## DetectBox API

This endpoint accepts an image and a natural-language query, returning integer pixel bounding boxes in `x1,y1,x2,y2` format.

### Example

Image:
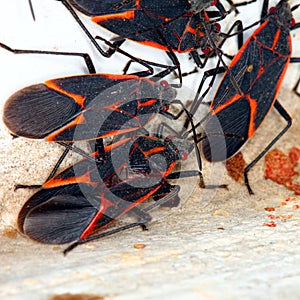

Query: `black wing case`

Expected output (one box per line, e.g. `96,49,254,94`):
3,74,170,141
203,17,290,162
91,0,195,52
18,184,98,244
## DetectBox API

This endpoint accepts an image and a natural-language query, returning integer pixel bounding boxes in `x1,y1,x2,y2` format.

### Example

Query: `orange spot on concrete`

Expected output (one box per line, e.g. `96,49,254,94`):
264,148,300,195
263,221,277,227
264,207,275,212
225,151,246,183
289,147,300,163
268,214,280,220
284,197,298,202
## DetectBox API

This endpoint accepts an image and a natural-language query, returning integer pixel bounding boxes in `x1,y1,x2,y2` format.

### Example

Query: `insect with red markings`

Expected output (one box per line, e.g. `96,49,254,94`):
3,68,207,166
3,73,176,142
185,0,300,194
17,134,206,254
71,0,224,57
56,0,245,82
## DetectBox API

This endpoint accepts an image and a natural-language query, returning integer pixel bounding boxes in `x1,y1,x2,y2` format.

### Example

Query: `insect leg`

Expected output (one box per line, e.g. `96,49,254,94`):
244,101,292,194
0,42,96,74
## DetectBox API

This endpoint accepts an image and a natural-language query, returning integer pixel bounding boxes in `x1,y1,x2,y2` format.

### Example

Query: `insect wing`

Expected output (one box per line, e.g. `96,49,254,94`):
18,136,181,244
91,0,209,53
3,74,175,141
203,7,292,161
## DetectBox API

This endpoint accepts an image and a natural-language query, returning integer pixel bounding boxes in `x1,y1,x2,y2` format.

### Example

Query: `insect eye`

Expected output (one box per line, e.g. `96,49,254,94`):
290,18,296,27
215,23,221,31
161,104,169,112
181,152,188,161
202,48,211,54
269,6,276,14
160,80,169,88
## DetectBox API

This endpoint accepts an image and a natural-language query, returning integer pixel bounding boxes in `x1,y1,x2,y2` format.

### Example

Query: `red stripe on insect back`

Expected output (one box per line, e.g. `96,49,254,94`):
100,73,140,81
212,93,243,115
45,115,85,141
272,29,281,50
131,39,175,52
79,194,118,240
139,99,158,108
46,80,86,107
253,32,292,57
104,138,132,153
247,96,258,138
79,185,163,240
43,169,96,189
225,26,261,70
92,10,135,23
143,146,167,157
100,127,142,138
164,161,177,177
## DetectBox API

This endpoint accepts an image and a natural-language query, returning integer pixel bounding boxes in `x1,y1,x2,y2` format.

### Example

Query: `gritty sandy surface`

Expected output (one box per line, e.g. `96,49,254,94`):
1,88,300,300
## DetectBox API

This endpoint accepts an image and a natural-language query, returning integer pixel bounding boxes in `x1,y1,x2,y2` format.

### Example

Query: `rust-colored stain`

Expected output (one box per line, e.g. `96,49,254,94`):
289,147,300,161
262,197,300,228
263,221,277,227
264,207,275,212
4,226,18,239
225,151,246,183
267,214,293,221
283,197,298,202
134,243,146,249
47,293,105,300
264,147,300,195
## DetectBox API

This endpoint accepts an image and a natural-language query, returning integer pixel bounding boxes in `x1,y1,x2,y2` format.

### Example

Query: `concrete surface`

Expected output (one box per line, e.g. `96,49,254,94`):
2,88,300,300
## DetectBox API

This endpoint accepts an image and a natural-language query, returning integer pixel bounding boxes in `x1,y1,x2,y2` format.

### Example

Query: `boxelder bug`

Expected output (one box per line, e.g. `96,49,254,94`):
187,0,300,194
3,73,175,141
15,101,230,253
56,0,239,83
74,0,225,54
17,134,206,253
1,1,176,79
2,70,201,164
